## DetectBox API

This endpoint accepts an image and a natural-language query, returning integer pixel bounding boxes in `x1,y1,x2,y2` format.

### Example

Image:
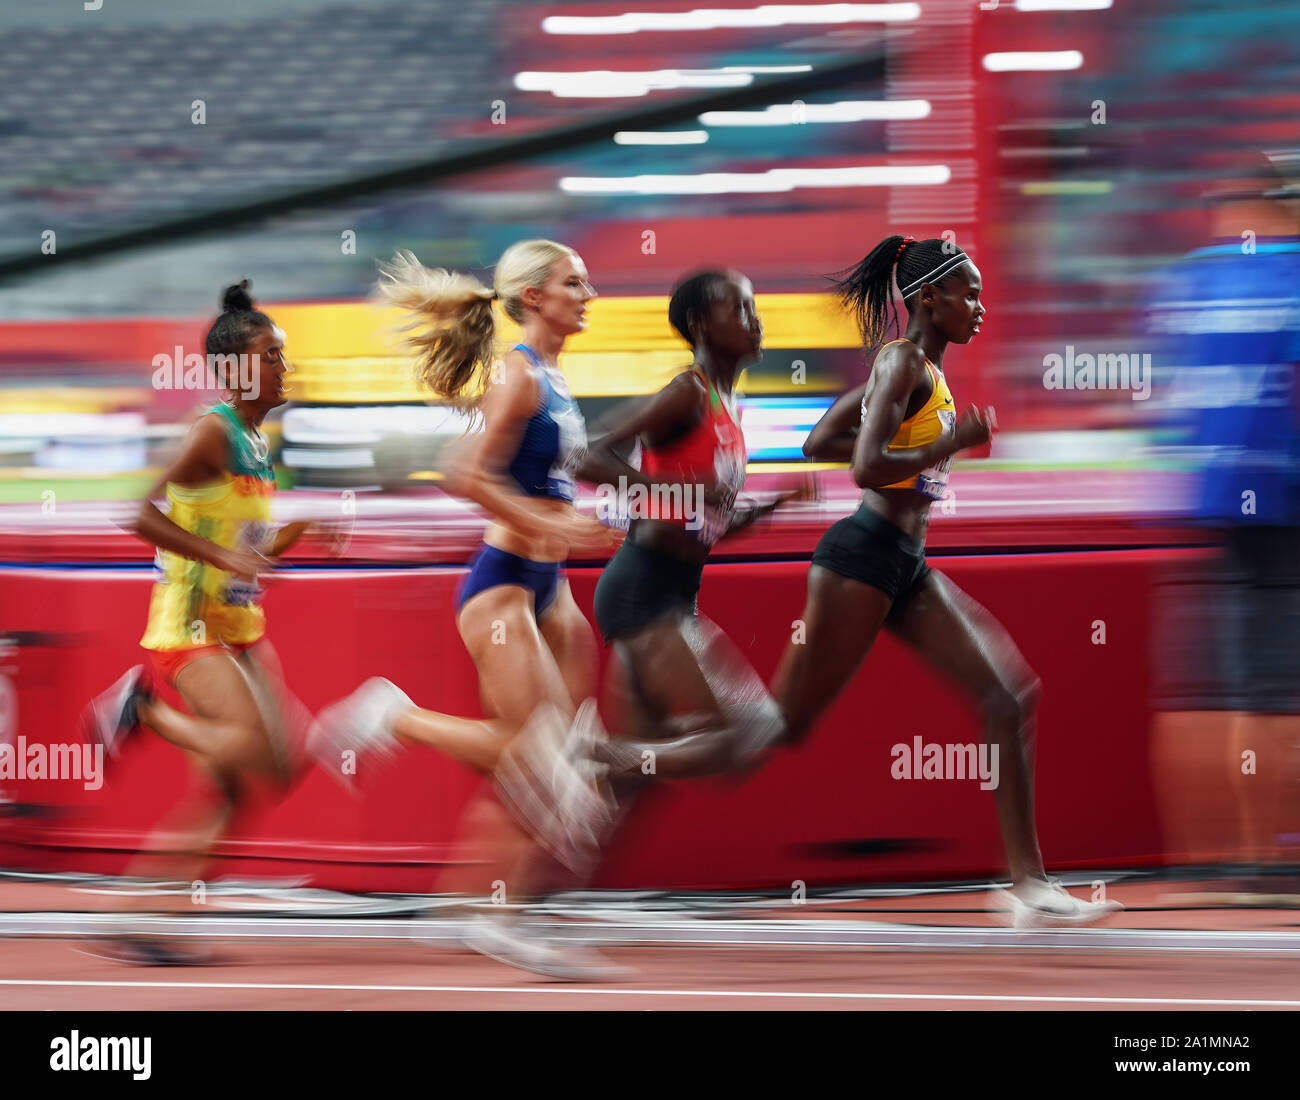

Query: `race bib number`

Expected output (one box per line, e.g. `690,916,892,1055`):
224,521,270,607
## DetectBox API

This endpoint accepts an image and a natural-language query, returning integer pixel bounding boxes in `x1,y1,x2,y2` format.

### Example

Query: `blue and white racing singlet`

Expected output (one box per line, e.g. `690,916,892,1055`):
506,343,588,504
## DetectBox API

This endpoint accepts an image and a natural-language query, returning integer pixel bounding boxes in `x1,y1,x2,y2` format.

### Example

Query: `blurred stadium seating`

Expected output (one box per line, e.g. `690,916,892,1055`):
1,0,1297,489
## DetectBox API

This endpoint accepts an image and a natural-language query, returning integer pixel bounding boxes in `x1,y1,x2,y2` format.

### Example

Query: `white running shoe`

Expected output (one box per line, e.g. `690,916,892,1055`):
998,878,1123,930
463,915,633,981
81,666,151,761
565,698,606,765
726,696,786,773
558,699,615,867
310,677,411,787
495,702,609,873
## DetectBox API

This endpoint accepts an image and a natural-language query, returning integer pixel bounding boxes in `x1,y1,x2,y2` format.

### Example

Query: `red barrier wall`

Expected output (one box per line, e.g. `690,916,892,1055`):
0,549,1182,892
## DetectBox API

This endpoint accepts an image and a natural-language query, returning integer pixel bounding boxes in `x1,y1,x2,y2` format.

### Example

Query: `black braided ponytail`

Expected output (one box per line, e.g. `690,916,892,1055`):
831,236,970,351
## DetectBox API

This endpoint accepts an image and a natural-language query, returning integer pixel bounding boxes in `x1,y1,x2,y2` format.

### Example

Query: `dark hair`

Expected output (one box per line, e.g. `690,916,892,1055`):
205,279,274,359
1206,149,1300,203
832,236,970,350
668,269,733,346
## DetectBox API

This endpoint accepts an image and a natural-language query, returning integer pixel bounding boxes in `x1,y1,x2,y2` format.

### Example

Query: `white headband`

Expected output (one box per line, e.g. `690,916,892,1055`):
899,251,969,299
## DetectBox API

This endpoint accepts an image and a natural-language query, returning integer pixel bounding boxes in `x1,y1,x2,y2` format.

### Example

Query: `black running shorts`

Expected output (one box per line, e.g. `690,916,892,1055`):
809,505,931,626
594,539,705,643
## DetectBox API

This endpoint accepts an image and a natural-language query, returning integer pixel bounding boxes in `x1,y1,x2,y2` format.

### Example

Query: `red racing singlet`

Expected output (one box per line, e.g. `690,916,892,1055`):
638,367,747,547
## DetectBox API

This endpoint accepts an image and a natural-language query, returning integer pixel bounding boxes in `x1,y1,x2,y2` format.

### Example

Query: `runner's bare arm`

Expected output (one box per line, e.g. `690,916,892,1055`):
133,414,258,575
580,372,705,494
852,345,957,489
802,383,868,462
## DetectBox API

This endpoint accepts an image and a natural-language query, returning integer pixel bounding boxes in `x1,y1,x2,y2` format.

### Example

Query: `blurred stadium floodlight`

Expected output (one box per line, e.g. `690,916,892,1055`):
541,3,922,34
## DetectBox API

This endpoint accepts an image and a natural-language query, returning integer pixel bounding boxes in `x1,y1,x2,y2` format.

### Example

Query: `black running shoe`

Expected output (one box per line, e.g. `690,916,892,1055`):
77,936,224,966
80,666,153,760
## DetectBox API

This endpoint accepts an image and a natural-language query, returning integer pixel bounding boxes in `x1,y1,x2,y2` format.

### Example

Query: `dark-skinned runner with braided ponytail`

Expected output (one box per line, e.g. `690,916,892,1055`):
769,235,1122,928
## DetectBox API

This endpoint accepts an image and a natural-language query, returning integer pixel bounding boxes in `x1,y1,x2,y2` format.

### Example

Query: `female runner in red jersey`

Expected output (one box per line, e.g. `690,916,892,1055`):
770,235,1120,927
582,270,805,790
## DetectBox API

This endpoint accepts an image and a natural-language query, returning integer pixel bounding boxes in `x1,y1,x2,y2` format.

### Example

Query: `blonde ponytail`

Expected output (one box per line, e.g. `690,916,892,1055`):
376,250,497,406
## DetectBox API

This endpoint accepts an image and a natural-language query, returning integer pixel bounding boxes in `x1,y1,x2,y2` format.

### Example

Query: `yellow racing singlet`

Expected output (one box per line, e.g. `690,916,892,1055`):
140,403,276,652
869,341,957,499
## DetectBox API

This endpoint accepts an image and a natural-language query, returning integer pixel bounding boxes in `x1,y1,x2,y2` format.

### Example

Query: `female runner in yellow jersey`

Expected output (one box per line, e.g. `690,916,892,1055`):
771,235,1120,928
82,281,321,964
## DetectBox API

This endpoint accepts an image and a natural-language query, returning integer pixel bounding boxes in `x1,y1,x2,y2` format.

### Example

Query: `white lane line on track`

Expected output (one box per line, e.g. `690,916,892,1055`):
1,980,1298,1007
